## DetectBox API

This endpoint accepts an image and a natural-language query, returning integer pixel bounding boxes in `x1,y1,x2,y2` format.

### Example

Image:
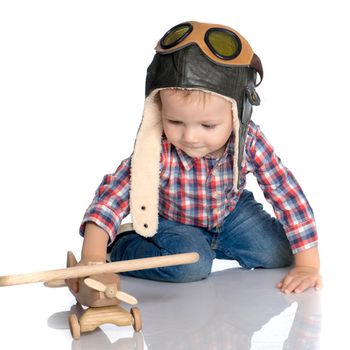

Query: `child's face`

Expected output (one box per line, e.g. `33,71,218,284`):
160,89,233,159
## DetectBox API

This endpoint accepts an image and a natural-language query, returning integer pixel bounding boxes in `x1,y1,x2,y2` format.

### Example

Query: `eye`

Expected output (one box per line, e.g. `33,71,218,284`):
202,124,217,129
168,120,182,125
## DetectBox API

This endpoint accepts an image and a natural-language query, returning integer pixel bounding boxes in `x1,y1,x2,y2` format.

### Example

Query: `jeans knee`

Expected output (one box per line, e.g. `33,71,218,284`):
242,249,294,269
164,255,213,282
269,251,294,268
110,230,214,282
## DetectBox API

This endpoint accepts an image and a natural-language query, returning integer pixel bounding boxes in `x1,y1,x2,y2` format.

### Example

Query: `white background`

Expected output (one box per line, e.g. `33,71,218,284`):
0,0,349,348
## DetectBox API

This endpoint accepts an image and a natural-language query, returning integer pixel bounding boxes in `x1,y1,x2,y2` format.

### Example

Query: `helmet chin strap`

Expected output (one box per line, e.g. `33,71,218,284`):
236,77,261,180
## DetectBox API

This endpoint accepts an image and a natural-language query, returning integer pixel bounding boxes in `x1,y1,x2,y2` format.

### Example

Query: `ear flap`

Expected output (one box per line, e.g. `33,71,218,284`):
236,85,260,188
130,90,163,237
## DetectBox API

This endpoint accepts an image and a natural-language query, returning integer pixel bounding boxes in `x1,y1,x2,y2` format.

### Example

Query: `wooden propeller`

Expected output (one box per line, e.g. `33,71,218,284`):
84,278,138,305
0,252,199,287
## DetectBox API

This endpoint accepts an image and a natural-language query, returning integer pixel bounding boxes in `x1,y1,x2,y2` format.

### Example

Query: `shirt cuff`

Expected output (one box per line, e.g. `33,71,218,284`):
79,202,123,245
284,219,318,254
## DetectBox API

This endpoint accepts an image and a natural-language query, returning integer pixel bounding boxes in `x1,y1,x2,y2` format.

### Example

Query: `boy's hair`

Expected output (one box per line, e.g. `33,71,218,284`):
158,88,211,108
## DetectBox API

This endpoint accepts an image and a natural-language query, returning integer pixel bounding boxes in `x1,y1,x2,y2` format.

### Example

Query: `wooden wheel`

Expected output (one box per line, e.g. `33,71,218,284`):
69,313,81,340
131,307,142,332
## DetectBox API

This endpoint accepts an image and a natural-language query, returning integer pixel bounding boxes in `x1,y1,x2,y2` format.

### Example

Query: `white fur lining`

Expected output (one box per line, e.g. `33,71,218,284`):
130,90,163,236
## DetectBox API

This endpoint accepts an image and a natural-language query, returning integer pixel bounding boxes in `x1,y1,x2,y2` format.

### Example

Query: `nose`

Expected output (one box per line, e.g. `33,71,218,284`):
182,127,198,144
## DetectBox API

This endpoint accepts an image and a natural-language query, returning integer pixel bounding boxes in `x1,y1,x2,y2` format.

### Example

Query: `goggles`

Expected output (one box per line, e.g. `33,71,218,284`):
156,21,263,85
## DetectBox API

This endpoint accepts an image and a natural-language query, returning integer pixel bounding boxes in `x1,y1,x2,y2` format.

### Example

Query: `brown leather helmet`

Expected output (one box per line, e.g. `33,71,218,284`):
129,21,263,236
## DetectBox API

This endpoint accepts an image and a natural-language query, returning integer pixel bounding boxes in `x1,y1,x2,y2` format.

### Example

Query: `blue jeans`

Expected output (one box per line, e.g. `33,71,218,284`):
110,190,293,282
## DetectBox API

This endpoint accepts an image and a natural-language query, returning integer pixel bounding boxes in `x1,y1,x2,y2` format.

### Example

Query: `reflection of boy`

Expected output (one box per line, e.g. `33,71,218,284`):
75,21,321,294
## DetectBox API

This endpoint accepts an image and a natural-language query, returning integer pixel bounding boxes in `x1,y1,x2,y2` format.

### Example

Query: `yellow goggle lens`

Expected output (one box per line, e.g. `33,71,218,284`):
205,29,241,60
160,23,192,49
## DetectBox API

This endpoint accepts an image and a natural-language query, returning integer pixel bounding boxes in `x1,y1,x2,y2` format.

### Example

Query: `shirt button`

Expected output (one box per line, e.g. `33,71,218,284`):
212,191,218,199
213,208,219,215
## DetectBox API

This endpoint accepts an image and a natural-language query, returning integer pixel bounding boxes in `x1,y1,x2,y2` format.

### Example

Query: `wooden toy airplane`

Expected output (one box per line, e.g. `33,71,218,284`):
0,251,199,339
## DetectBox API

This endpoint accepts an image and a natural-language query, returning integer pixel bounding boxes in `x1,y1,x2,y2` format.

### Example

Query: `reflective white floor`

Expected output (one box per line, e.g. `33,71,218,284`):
1,259,347,350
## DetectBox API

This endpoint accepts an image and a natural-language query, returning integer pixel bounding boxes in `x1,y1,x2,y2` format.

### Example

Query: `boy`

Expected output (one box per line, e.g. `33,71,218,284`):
73,21,321,294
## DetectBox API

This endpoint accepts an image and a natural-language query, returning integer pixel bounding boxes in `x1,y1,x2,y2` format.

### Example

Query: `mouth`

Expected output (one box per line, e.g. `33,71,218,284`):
182,143,202,149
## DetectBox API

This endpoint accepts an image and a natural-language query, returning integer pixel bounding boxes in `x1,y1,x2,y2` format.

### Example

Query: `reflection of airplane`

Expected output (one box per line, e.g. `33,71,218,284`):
0,250,199,340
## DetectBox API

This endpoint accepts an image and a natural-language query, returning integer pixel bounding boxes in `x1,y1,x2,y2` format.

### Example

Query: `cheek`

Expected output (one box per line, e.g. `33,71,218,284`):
211,127,232,145
222,122,233,138
161,120,169,134
163,124,178,140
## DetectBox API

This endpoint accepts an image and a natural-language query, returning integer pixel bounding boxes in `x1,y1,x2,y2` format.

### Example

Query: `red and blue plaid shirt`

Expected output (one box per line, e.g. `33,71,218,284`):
80,121,318,254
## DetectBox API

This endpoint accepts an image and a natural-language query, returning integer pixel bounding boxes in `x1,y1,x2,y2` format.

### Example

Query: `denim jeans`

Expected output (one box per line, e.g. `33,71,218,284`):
110,190,293,282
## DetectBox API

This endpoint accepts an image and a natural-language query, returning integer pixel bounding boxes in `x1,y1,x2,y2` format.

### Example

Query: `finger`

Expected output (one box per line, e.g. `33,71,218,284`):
66,278,79,293
315,276,323,291
65,279,72,292
294,278,314,293
276,277,285,288
279,274,295,291
72,281,79,293
281,277,303,294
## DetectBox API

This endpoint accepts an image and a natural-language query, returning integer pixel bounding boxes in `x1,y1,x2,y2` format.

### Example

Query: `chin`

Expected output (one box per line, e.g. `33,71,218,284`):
183,149,207,158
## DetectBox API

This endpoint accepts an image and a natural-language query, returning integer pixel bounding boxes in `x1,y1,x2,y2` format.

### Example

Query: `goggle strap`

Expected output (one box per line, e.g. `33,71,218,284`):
250,54,263,86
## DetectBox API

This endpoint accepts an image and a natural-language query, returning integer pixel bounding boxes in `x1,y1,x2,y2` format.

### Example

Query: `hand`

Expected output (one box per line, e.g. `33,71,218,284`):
277,266,323,294
65,259,85,294
65,258,105,294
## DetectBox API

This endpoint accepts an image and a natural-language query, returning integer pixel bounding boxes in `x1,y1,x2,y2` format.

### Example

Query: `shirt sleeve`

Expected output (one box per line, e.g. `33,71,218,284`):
245,122,318,254
79,156,131,245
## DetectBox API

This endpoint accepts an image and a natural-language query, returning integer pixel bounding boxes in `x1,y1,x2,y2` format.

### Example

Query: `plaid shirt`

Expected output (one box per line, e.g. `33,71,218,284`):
80,121,318,254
